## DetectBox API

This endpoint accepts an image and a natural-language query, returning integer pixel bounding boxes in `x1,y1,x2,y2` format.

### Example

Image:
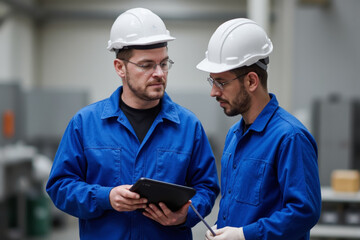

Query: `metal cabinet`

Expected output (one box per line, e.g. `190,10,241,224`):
311,187,360,239
0,145,37,240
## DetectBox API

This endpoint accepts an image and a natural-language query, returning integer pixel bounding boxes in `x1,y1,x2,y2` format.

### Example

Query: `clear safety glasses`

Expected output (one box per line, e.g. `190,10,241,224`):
207,72,248,91
120,59,174,73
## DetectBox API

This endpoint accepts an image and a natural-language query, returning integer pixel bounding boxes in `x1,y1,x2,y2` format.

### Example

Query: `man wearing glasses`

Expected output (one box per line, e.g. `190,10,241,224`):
197,18,321,240
46,8,219,240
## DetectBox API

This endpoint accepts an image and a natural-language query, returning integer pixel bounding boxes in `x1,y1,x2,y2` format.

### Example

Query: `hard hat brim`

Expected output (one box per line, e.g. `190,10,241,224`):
108,35,175,51
196,58,238,74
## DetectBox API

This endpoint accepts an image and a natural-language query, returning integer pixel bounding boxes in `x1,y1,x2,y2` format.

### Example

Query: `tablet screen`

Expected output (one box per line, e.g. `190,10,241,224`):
130,178,196,212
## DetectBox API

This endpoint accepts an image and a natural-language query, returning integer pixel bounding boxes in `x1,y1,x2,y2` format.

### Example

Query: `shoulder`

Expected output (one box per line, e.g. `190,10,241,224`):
71,98,109,124
162,93,202,124
273,107,307,133
271,107,316,147
173,102,198,119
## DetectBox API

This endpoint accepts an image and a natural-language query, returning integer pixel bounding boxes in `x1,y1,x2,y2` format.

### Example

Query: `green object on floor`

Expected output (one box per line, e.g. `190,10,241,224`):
26,194,51,237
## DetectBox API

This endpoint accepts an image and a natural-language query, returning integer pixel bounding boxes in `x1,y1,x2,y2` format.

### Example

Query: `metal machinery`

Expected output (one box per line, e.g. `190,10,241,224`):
0,82,88,239
312,95,360,186
312,95,360,239
0,144,37,239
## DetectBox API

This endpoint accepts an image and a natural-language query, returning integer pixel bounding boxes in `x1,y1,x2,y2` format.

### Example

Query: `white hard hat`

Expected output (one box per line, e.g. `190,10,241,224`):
107,8,175,51
197,18,273,73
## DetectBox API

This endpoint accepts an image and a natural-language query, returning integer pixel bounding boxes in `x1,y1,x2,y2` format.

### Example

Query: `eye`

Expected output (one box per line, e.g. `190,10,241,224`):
139,63,154,70
160,61,168,68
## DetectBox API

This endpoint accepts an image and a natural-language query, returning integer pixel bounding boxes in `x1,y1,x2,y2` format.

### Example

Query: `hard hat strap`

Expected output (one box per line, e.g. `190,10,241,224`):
255,57,269,71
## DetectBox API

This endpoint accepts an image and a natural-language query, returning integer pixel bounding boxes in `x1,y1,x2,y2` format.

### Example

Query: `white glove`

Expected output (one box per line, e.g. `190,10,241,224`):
205,225,217,240
205,226,245,240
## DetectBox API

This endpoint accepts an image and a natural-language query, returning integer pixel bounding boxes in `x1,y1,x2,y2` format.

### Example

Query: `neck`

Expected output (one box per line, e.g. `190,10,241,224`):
243,92,270,124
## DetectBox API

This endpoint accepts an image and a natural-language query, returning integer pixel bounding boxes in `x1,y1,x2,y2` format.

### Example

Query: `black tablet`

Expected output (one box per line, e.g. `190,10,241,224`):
130,178,196,212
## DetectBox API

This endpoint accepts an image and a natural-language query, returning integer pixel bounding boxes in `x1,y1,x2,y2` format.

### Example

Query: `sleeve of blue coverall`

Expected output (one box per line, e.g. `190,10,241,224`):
243,133,322,240
46,117,113,219
184,122,220,228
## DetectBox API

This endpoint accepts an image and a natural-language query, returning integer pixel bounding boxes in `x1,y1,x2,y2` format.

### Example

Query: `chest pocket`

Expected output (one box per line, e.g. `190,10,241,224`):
234,159,266,206
156,149,190,184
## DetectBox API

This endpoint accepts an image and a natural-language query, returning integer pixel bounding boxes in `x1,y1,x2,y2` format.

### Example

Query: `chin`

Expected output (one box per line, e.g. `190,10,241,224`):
224,109,239,117
148,91,164,100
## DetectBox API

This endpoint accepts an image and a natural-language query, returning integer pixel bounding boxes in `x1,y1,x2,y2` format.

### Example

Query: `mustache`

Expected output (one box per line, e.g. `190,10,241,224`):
216,97,228,103
148,77,165,85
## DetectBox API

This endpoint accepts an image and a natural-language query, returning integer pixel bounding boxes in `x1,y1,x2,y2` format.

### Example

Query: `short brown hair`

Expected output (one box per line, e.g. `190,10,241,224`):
231,61,268,89
116,49,134,61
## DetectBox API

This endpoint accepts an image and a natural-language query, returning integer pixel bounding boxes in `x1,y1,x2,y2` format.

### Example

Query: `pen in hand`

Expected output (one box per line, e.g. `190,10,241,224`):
190,203,216,236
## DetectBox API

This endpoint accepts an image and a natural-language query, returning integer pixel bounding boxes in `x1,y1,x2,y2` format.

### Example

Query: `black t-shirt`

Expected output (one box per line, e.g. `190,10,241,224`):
243,123,252,135
120,98,161,143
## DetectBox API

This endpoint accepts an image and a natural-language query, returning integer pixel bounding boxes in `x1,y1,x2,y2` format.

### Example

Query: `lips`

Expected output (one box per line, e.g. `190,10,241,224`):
219,101,228,108
148,83,164,89
148,78,165,88
216,97,228,106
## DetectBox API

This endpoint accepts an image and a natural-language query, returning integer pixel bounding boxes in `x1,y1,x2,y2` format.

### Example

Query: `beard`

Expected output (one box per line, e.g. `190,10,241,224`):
125,69,166,101
219,83,251,117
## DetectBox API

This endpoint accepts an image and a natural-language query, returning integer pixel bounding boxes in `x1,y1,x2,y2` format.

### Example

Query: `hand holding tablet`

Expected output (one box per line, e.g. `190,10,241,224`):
130,178,216,236
130,178,196,212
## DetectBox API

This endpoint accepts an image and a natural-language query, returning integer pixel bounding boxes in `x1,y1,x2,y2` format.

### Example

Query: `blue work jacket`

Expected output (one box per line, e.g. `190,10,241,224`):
46,87,220,240
217,94,321,240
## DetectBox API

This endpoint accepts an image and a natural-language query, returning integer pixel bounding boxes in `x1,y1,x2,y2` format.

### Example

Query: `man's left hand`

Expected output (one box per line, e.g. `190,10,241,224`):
205,226,245,240
143,200,191,226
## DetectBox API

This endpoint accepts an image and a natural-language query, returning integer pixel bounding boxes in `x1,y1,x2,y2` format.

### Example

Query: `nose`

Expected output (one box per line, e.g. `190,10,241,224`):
152,64,165,77
210,84,221,98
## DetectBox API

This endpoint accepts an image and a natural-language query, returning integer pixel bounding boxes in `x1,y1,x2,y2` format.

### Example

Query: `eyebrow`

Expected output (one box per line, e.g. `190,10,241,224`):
210,76,225,81
137,56,169,63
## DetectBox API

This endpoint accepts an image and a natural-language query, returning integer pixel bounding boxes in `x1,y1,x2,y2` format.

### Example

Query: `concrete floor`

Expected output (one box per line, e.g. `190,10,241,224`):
29,197,220,240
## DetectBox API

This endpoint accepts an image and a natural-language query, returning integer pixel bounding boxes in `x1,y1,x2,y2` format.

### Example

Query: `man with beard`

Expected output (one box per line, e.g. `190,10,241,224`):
46,8,219,240
197,18,321,240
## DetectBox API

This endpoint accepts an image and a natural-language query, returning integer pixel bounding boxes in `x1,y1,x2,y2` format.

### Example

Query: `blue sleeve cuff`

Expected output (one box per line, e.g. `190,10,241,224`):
95,186,113,210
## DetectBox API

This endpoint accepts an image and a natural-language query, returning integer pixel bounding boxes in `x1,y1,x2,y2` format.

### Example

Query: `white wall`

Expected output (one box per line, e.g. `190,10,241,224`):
0,14,36,88
38,19,117,101
293,0,360,110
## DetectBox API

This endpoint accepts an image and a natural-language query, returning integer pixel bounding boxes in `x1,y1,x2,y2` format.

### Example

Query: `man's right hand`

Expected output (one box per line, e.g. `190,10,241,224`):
109,185,148,212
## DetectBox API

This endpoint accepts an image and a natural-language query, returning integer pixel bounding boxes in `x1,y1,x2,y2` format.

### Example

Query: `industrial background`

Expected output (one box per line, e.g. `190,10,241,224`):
0,0,359,239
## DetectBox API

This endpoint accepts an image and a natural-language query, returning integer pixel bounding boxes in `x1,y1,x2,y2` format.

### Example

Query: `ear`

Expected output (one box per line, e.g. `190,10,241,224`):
114,59,126,78
246,72,260,92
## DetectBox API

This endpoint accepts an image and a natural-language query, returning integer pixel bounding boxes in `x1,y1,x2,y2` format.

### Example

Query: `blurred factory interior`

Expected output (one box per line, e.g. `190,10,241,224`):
0,0,359,239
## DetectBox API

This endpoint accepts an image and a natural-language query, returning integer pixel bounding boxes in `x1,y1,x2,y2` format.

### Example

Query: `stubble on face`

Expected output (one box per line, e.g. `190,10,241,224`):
125,68,166,102
218,81,251,117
